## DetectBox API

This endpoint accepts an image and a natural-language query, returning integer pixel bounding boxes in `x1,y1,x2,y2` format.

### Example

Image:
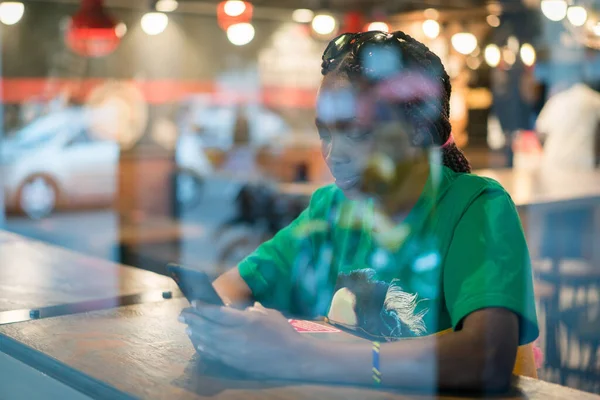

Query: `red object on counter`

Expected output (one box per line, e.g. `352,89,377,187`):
288,320,341,333
65,0,120,58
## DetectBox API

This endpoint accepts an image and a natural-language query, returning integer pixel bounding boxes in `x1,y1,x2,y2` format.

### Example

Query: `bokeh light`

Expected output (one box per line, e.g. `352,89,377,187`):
0,2,24,25
115,22,127,38
484,44,501,67
422,19,440,39
366,21,389,33
227,22,255,46
312,14,336,35
141,12,168,35
155,0,178,13
567,6,587,27
520,43,536,66
541,0,568,22
292,9,314,23
223,1,247,17
451,32,478,55
487,14,501,27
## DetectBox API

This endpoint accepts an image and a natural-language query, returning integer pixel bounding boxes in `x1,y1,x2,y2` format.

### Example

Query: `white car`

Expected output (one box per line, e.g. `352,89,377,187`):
2,108,120,219
174,98,292,208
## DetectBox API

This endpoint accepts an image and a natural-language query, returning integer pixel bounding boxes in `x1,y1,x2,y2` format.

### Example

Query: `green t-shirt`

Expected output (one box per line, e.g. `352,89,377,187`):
238,166,539,345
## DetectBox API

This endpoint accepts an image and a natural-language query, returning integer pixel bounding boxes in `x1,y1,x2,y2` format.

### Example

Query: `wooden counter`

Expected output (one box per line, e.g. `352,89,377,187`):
0,232,599,399
1,297,598,400
0,233,178,322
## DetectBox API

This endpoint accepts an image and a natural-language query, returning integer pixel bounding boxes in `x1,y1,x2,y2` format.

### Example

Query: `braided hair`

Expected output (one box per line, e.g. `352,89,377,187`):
321,31,471,174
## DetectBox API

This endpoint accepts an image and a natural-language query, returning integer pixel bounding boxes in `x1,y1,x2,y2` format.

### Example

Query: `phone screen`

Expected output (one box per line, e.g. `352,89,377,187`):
167,264,224,306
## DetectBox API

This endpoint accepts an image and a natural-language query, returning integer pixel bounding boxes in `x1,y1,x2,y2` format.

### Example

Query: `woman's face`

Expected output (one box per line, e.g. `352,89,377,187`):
316,75,374,198
316,73,424,200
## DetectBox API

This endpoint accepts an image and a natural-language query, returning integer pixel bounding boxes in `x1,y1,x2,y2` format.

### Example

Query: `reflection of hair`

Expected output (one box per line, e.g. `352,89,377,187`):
385,281,427,336
322,31,471,173
335,269,427,340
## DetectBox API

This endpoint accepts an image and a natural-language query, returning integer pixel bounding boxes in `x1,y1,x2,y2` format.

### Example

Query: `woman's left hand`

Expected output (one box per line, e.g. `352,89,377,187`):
180,302,310,378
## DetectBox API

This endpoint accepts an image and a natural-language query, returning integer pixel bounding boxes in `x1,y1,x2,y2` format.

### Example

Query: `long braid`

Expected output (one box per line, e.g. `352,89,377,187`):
323,31,471,173
394,32,471,173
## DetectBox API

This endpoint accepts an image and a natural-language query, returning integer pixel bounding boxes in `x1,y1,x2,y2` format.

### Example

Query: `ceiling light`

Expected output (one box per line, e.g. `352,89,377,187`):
292,8,314,24
141,12,168,35
227,22,255,46
0,2,24,25
422,19,440,39
451,32,478,55
312,14,336,35
567,6,587,27
541,0,568,22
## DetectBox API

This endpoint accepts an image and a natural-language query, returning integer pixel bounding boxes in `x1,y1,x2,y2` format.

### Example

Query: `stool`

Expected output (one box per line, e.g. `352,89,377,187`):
532,258,600,391
552,305,600,393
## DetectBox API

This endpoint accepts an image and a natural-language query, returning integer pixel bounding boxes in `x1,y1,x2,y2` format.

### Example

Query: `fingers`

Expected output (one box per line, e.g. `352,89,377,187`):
193,303,250,326
186,326,226,353
247,302,268,315
185,325,242,366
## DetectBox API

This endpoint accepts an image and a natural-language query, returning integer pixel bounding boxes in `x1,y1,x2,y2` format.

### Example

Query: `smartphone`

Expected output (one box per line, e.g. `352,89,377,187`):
166,263,224,306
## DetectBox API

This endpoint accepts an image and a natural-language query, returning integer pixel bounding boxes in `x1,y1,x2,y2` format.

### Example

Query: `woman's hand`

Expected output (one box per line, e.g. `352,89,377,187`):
179,302,311,379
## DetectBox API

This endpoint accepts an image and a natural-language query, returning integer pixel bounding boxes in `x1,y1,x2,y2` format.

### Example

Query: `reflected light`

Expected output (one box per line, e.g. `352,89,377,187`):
594,23,600,36
567,6,587,27
484,44,501,67
520,43,536,66
223,0,246,17
451,32,478,55
366,21,389,32
507,35,520,53
227,22,255,46
502,47,516,66
292,8,314,23
0,2,24,25
156,0,178,13
141,12,168,35
541,0,567,22
312,14,336,35
424,8,439,20
487,2,503,16
466,56,482,70
486,14,500,27
115,22,127,38
422,19,440,39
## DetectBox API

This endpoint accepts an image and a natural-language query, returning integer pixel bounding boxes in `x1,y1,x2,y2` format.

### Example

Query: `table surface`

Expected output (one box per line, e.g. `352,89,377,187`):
0,233,178,314
278,169,600,208
1,297,598,400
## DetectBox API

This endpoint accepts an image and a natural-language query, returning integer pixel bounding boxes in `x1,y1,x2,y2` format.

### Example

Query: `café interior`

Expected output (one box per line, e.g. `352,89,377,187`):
0,0,600,398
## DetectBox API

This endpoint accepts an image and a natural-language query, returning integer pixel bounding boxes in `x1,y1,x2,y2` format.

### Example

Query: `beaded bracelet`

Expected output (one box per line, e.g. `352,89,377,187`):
372,341,381,385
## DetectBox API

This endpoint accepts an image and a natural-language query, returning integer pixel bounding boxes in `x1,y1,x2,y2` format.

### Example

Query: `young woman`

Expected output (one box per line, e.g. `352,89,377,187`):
180,31,539,391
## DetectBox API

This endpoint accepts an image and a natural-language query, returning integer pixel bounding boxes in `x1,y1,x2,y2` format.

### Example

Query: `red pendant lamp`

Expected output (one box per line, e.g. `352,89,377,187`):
216,1,253,31
341,11,364,33
65,0,120,58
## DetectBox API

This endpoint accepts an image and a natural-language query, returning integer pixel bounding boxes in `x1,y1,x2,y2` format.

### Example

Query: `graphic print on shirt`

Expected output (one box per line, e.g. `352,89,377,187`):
327,268,429,341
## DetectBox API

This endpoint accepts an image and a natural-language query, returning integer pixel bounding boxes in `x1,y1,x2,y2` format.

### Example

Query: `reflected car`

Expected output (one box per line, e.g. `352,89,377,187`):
2,108,120,219
174,98,292,209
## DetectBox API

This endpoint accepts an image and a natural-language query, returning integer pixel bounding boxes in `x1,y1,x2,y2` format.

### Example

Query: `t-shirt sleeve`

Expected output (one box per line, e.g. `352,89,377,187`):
443,189,539,345
237,186,334,311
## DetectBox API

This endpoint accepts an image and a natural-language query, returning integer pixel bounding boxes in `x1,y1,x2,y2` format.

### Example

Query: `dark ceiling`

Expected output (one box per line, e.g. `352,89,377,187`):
30,0,529,17
176,0,500,14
